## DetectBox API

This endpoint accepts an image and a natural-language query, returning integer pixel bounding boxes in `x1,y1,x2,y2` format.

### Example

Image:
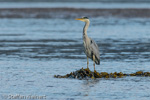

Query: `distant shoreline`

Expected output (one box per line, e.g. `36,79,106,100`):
0,8,150,18
0,0,150,3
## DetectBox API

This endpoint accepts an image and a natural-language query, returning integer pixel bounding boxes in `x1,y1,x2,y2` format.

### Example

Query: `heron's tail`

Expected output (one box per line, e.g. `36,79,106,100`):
95,57,100,65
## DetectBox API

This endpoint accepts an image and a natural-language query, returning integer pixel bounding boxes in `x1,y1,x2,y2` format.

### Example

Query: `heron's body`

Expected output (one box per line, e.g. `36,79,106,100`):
75,17,100,71
83,37,100,65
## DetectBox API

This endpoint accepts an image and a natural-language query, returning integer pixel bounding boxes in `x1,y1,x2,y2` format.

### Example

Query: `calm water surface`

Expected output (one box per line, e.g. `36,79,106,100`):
0,2,150,8
0,17,150,100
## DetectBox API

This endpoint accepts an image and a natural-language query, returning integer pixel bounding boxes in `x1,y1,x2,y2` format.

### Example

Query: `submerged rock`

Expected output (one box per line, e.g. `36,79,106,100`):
54,68,150,79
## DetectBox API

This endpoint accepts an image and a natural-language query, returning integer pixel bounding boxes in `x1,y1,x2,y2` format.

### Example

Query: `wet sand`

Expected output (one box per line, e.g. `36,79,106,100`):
0,8,150,18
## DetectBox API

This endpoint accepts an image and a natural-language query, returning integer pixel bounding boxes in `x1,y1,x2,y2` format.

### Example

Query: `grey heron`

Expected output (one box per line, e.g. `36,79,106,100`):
75,17,100,71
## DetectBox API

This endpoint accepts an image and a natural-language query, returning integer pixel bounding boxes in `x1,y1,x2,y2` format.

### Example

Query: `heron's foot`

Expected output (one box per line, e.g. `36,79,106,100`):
87,66,89,70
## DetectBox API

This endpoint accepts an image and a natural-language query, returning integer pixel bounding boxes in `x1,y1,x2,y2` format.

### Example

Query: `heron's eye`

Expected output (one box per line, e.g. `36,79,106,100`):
83,17,89,19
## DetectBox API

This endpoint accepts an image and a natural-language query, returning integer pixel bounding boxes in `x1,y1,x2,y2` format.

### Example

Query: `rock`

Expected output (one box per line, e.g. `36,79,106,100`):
54,68,150,80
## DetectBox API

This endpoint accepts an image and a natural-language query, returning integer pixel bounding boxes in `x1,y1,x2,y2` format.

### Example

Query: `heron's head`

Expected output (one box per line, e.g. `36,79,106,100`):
75,17,89,22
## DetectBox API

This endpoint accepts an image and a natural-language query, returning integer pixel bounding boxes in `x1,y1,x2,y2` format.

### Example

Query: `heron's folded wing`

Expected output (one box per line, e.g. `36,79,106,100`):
89,38,100,64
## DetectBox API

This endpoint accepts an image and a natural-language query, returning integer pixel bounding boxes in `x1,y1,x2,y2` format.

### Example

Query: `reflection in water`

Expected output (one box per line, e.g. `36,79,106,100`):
82,79,100,96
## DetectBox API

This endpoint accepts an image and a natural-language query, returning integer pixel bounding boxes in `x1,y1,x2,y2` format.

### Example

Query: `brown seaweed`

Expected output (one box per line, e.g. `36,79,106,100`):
54,68,150,79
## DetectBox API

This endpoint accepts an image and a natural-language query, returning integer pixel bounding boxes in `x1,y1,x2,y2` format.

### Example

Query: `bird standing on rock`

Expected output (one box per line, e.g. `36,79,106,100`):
75,17,100,71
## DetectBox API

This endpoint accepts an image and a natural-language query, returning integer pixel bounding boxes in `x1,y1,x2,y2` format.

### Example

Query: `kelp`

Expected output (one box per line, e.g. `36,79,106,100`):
54,68,150,80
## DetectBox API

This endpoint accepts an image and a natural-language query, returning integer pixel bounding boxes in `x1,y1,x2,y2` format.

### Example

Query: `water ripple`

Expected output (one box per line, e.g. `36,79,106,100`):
0,38,149,62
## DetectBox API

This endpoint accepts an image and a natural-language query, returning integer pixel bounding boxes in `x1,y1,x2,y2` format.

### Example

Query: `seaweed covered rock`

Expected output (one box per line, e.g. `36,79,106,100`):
54,68,93,79
54,68,150,79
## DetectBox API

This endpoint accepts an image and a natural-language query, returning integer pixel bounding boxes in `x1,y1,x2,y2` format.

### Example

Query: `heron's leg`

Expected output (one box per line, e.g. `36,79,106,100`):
93,55,95,71
87,57,89,69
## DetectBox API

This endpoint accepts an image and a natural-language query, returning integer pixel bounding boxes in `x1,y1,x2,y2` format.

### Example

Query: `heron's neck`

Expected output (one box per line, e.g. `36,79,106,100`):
83,21,90,38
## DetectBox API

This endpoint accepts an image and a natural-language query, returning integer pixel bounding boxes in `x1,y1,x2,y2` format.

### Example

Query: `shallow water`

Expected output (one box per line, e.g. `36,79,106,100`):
0,17,150,100
0,2,150,9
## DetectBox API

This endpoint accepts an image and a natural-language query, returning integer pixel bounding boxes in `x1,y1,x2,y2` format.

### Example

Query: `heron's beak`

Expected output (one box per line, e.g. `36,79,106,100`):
75,18,84,21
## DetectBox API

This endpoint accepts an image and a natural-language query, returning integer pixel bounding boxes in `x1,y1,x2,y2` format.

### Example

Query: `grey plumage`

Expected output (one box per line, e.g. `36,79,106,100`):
89,38,100,65
76,17,100,71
